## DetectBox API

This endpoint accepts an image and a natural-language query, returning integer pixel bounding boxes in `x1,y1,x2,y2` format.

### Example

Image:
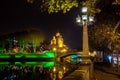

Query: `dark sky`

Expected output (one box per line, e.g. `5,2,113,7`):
0,0,83,49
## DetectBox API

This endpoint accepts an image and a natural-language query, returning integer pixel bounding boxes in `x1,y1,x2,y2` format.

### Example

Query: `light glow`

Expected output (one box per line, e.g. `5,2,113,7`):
0,62,10,65
0,54,11,58
0,62,55,68
15,51,55,58
89,16,94,22
82,7,87,13
82,15,87,20
76,15,81,23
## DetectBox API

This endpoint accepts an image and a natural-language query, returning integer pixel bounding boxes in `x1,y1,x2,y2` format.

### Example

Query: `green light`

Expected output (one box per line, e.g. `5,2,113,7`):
0,51,55,59
44,62,55,68
0,62,55,68
0,62,10,65
44,51,55,58
71,55,77,58
25,62,55,68
25,54,47,58
0,54,11,58
15,62,23,65
15,54,23,58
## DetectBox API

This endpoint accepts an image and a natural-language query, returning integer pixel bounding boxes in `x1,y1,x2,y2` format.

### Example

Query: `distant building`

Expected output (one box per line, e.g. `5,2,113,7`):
94,51,103,62
49,32,69,53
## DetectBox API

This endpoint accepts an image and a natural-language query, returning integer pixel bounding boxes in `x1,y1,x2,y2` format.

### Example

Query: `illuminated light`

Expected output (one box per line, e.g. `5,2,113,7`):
89,16,94,22
108,55,112,63
63,66,66,73
45,62,55,68
23,52,55,58
113,57,117,64
61,49,67,53
82,15,87,20
44,51,55,58
0,62,10,65
15,62,23,65
53,47,56,51
15,54,23,58
0,52,55,59
25,62,55,68
89,52,95,57
71,55,77,58
76,15,81,23
0,54,11,58
53,67,56,72
93,51,97,55
77,19,81,23
63,66,66,70
78,58,82,62
58,71,63,79
82,7,87,13
0,62,55,68
7,51,55,59
59,44,63,47
24,54,46,58
13,48,17,53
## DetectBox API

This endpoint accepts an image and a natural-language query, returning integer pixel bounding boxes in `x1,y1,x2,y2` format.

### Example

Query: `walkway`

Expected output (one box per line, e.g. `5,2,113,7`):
94,62,120,80
62,69,85,80
94,69,120,80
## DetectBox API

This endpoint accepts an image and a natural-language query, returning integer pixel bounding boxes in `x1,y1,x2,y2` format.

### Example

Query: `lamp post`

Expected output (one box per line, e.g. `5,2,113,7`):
76,6,94,55
76,6,94,80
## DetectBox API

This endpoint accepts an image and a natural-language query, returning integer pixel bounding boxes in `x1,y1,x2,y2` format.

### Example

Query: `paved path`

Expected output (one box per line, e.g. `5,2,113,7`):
62,70,84,80
94,69,120,80
62,64,90,80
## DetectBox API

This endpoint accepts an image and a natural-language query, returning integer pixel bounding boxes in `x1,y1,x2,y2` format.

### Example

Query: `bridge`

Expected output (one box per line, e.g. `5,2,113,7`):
56,51,93,63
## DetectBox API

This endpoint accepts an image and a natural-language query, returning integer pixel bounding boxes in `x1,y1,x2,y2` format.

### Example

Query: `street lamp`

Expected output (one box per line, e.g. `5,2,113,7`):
76,6,94,55
76,6,94,80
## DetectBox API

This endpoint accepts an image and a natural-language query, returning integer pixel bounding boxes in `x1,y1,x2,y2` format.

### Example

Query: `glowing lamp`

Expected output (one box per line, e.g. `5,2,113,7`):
76,15,81,23
89,16,94,22
82,7,87,13
82,15,87,20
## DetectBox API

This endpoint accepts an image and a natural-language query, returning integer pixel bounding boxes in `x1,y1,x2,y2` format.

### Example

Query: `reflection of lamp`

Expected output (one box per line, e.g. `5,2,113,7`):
76,7,94,55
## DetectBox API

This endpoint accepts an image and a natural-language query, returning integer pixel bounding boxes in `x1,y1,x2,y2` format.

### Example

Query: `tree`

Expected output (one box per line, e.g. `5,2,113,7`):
27,0,100,14
37,40,50,52
112,0,120,16
89,24,114,51
89,21,120,51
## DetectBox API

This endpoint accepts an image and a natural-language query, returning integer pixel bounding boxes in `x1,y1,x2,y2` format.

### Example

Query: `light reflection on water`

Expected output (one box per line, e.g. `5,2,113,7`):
0,61,77,80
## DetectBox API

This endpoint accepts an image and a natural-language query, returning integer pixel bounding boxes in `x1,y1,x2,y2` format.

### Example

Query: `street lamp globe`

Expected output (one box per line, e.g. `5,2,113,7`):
76,15,81,23
82,7,87,13
89,16,94,22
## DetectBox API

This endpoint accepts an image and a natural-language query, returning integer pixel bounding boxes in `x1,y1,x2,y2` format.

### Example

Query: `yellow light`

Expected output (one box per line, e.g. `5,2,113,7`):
63,66,66,73
63,66,66,70
53,67,56,72
89,52,95,57
61,49,67,53
53,48,56,51
13,48,18,53
58,71,63,79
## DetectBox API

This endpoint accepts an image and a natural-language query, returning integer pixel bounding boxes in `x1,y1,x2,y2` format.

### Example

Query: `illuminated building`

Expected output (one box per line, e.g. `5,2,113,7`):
50,32,69,53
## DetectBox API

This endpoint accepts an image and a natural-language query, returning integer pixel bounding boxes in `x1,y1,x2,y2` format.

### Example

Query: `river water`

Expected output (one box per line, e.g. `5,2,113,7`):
0,61,78,80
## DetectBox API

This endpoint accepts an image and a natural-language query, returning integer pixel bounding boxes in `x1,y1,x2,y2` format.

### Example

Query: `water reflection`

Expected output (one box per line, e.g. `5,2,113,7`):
0,61,78,80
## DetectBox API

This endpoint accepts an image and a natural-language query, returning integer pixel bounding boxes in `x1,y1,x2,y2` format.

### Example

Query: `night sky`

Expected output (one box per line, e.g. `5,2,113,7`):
0,0,84,49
